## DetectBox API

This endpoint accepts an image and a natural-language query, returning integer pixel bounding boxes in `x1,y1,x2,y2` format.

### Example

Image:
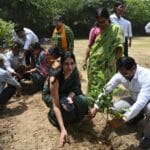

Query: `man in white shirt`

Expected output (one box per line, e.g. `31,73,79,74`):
110,1,133,57
90,56,150,149
0,54,21,110
145,22,150,34
12,24,39,66
4,42,26,79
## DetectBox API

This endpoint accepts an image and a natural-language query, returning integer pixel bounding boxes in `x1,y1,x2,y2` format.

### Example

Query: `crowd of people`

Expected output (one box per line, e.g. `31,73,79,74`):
0,1,150,149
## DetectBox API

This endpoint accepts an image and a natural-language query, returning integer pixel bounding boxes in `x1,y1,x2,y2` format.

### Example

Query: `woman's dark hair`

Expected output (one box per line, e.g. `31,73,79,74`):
50,51,76,84
116,56,137,70
61,51,76,66
95,8,110,20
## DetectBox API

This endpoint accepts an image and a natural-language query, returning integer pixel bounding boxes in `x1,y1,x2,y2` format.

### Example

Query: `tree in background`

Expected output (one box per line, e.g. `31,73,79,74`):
125,0,150,35
0,18,14,49
0,0,150,38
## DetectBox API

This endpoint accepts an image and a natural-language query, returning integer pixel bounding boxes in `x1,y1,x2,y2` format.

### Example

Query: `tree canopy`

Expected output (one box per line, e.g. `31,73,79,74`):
0,0,150,40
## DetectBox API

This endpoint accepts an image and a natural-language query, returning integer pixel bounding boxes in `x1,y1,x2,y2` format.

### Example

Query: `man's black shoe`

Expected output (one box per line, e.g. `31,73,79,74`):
139,136,150,149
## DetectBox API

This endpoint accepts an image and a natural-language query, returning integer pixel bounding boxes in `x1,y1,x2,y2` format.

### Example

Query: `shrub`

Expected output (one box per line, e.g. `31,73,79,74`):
0,18,14,50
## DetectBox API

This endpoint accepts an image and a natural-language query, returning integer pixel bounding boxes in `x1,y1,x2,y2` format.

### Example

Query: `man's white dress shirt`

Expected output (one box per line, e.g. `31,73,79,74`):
4,50,26,73
0,68,21,94
95,65,150,121
12,28,39,50
110,13,132,39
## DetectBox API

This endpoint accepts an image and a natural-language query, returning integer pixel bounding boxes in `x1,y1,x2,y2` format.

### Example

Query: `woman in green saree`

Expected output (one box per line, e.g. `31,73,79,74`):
86,8,124,103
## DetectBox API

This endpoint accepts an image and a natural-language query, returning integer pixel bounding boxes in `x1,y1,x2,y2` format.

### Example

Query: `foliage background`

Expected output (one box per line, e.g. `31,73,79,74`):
0,0,150,41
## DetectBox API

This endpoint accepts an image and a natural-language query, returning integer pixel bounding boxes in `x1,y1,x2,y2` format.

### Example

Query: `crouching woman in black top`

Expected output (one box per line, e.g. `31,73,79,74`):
42,51,88,147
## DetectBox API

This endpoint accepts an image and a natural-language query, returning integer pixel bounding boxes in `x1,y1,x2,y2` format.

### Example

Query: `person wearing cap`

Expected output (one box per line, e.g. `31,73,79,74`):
0,54,21,110
145,22,150,35
51,15,74,52
4,42,26,80
89,56,150,149
110,1,133,57
12,24,39,66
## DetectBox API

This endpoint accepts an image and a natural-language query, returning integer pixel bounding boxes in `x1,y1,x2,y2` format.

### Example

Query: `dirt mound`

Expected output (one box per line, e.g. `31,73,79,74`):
0,92,142,149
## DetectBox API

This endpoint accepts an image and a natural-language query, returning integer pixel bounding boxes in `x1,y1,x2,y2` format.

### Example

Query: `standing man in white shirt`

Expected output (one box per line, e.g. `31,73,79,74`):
90,56,150,149
110,1,133,57
12,24,39,66
0,54,21,110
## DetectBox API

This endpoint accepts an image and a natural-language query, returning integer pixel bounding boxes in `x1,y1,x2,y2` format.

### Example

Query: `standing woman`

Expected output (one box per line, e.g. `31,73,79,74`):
42,51,88,147
83,21,101,70
86,8,124,103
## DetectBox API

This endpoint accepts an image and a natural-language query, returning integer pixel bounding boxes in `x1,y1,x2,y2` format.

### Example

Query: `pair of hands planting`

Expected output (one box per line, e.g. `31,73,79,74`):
88,106,125,129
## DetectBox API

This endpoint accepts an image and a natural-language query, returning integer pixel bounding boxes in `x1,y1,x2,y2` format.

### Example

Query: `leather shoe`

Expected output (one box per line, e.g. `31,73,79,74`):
139,136,150,149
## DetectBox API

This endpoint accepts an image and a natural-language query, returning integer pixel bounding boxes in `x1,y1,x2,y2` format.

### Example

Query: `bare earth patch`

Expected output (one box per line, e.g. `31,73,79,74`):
0,37,150,150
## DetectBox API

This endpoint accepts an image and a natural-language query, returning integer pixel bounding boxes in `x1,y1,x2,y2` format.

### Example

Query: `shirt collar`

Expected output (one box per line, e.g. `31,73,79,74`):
113,13,124,20
132,65,139,80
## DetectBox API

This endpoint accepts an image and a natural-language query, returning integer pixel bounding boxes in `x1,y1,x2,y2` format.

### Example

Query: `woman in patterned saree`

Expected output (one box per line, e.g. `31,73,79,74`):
87,8,124,103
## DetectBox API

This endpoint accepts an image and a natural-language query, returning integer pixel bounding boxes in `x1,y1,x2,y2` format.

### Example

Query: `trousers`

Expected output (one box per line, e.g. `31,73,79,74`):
112,96,150,138
0,85,16,105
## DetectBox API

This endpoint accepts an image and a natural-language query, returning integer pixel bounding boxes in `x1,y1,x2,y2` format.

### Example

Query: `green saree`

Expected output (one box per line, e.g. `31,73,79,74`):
87,24,124,103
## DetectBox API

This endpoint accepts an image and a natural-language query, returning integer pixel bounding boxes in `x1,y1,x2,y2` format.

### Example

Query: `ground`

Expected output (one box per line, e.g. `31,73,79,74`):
0,37,150,150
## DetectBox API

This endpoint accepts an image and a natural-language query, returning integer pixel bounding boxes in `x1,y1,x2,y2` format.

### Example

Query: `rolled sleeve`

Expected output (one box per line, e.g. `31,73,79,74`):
5,72,21,88
23,34,33,50
124,84,150,121
128,21,133,37
94,73,122,108
4,58,15,73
